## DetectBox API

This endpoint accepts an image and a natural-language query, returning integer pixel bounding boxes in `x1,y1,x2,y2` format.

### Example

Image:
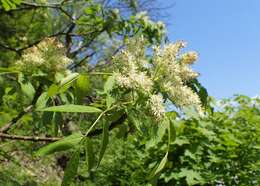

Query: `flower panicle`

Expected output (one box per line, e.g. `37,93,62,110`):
15,38,72,76
112,37,204,119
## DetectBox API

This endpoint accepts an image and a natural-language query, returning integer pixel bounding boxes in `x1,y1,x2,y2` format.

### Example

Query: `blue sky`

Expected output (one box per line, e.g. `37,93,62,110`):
161,0,260,99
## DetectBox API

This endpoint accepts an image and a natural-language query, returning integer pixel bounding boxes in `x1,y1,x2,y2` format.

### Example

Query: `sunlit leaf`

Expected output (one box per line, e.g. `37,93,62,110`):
148,151,168,178
75,74,90,93
38,105,102,113
59,73,79,93
35,133,82,156
47,84,59,97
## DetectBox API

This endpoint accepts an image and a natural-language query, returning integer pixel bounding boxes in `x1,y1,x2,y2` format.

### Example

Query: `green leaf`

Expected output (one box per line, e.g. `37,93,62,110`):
13,0,21,4
178,168,204,185
38,105,102,113
128,113,143,134
253,145,260,150
187,79,209,108
174,138,190,146
61,149,81,186
60,93,70,104
106,95,115,108
101,75,116,107
149,151,168,179
42,111,53,126
96,120,109,168
84,7,94,15
75,74,91,104
35,133,82,156
1,0,11,11
75,74,90,93
1,0,21,11
104,75,115,93
21,82,35,100
168,119,176,144
157,121,167,140
146,123,166,149
0,67,18,75
86,138,95,171
59,73,79,93
47,84,59,97
18,74,35,101
35,92,49,109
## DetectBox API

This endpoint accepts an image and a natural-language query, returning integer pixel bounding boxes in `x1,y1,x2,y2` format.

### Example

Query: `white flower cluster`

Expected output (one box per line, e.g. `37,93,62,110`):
113,39,153,93
112,38,203,119
115,72,153,91
154,42,203,114
148,94,165,119
15,38,72,76
163,83,203,115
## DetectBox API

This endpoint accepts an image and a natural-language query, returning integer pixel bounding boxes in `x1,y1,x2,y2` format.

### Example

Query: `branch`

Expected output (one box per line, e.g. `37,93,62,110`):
67,51,96,70
0,43,19,53
0,133,61,142
17,25,72,52
0,106,31,133
0,113,127,142
0,84,43,133
67,25,108,59
0,24,73,54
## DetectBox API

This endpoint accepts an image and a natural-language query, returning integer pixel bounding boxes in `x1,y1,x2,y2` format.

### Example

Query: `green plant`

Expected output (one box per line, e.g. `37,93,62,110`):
86,95,260,186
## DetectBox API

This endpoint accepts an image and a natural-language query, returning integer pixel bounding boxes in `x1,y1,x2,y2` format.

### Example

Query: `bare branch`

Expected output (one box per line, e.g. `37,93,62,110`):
68,51,96,70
